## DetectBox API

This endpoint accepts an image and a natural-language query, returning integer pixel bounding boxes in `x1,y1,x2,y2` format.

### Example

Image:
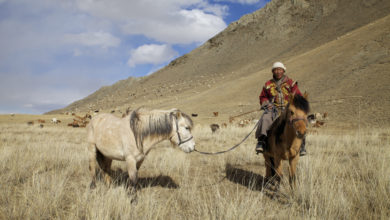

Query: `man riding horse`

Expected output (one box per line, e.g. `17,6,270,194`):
255,62,307,156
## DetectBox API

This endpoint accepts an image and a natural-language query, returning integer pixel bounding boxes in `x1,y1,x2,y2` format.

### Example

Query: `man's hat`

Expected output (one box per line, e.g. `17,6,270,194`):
272,62,286,71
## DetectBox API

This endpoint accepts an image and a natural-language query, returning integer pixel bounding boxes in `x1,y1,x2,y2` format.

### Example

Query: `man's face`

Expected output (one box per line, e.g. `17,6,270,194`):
272,67,285,80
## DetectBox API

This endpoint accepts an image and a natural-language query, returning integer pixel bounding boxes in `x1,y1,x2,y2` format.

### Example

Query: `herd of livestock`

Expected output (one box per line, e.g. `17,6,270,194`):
23,110,328,133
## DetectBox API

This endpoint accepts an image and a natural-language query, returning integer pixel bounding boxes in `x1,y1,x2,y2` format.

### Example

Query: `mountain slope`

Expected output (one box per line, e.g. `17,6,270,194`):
48,0,390,126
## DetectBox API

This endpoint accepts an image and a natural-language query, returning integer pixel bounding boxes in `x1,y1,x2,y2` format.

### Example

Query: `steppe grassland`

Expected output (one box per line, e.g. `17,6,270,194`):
0,121,389,219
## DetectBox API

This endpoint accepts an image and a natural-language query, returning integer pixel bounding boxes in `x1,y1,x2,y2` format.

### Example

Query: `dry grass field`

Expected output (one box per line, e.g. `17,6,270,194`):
0,115,389,219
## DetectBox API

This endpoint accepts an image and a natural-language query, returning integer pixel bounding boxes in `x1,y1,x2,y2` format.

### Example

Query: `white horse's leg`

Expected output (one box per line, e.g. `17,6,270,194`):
125,156,139,203
88,143,98,189
98,156,113,187
125,156,138,189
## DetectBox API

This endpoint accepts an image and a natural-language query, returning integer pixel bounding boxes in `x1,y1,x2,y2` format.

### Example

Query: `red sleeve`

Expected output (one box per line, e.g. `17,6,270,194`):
291,82,302,96
259,87,269,105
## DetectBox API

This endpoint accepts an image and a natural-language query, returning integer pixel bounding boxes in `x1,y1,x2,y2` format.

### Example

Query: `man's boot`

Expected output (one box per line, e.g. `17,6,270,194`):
255,135,267,154
300,138,307,156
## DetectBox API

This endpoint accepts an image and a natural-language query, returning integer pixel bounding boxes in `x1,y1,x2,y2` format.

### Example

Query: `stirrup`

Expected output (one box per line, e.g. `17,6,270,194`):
299,148,307,156
255,142,265,154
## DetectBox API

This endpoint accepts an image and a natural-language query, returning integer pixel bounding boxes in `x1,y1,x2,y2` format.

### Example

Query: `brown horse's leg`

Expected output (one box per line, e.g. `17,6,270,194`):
289,156,299,189
273,156,283,185
88,143,98,189
264,155,273,182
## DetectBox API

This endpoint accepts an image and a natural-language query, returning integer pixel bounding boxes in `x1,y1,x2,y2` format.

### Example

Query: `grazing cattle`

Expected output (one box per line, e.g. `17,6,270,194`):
213,112,219,117
210,124,220,133
315,112,323,121
27,121,34,125
39,124,44,128
238,119,250,127
307,114,316,124
51,118,58,124
37,119,45,123
314,120,325,128
191,113,198,117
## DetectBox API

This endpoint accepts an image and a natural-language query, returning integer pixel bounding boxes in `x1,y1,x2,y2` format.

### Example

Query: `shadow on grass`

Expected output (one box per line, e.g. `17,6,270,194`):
100,169,179,189
225,163,266,191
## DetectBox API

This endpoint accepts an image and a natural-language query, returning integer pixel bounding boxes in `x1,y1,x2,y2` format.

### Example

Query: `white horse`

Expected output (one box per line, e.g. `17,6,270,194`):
87,108,195,190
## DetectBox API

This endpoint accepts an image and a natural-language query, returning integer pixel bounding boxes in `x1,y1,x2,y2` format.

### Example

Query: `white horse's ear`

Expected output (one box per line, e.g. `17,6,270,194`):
171,108,181,117
303,91,309,100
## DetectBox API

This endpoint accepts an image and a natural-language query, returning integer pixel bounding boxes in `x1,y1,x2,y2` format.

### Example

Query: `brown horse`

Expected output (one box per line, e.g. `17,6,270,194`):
263,93,309,188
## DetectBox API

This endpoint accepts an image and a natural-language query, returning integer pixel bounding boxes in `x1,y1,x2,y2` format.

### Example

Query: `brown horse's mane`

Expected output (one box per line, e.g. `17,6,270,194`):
268,94,310,144
129,108,193,149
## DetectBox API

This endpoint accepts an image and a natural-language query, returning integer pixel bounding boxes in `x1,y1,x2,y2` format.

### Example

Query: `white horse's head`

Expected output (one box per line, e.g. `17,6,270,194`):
170,111,195,153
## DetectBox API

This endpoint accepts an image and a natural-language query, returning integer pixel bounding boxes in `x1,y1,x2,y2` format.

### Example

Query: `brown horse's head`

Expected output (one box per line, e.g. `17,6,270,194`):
287,93,310,138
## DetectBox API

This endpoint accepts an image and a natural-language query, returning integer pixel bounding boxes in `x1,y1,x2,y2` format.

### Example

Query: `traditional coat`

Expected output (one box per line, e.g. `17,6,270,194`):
259,75,302,109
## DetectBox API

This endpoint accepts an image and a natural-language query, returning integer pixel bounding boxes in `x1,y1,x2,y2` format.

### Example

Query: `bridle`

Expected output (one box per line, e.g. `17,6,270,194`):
289,116,308,139
171,115,193,146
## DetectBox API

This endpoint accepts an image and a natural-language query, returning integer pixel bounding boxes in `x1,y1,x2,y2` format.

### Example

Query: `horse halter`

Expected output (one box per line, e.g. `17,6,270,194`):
289,117,308,139
172,115,193,146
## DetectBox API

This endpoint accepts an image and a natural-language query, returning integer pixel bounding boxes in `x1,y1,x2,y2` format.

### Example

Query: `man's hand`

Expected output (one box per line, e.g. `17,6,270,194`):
261,101,274,110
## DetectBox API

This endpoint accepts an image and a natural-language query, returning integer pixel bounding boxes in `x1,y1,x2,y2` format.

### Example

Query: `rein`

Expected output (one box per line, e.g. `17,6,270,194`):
194,120,261,155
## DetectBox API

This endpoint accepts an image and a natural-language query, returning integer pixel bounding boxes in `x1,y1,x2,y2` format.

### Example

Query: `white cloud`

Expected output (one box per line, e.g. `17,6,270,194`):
64,31,120,49
73,0,227,44
128,44,178,67
215,0,265,4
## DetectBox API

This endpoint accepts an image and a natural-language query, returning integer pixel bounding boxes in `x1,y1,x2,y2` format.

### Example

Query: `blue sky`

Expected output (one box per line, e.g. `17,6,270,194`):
0,0,269,114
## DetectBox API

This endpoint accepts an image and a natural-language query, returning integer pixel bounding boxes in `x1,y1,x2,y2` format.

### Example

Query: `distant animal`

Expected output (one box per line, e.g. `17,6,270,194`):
37,119,45,123
213,112,219,117
263,93,310,189
307,114,316,124
210,124,220,133
315,112,323,120
39,124,44,128
51,118,58,124
27,121,34,125
191,113,198,117
314,120,325,128
221,123,227,128
87,108,195,196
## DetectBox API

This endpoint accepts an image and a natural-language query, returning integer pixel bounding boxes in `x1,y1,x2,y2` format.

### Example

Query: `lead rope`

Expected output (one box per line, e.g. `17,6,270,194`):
194,119,261,155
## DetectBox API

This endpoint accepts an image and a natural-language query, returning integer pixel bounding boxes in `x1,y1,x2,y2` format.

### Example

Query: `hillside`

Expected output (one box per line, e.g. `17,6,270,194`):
48,0,390,127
